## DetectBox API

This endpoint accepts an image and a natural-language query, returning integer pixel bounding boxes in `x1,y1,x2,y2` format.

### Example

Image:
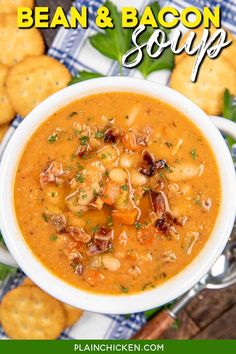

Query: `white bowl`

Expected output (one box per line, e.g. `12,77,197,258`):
0,77,236,314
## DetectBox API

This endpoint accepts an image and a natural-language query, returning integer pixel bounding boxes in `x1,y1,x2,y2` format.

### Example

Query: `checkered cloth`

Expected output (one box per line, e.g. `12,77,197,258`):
0,0,235,340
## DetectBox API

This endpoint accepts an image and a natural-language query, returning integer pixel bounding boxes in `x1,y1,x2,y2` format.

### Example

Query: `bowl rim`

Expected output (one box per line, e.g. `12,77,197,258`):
0,77,235,314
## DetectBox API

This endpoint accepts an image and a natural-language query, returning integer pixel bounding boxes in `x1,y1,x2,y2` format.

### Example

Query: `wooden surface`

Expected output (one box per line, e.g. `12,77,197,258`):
36,0,236,339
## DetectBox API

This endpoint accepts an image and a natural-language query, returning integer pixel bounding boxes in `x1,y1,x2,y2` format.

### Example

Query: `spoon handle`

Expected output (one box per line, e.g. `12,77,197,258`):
132,310,175,339
132,283,204,339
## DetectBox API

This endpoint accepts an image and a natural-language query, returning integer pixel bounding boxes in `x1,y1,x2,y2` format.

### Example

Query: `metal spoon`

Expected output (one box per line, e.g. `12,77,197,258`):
133,239,236,339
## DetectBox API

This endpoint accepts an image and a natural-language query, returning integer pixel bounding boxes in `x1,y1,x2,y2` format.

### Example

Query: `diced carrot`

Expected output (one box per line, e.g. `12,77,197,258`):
102,181,120,205
112,209,137,225
137,226,159,246
84,269,104,286
122,132,138,151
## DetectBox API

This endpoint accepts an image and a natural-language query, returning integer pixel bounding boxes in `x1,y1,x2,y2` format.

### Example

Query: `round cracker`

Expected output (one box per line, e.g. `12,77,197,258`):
0,286,66,339
0,13,45,66
0,64,15,124
170,55,236,115
0,0,34,14
63,303,83,328
0,123,9,142
6,55,71,117
21,277,35,287
175,26,236,68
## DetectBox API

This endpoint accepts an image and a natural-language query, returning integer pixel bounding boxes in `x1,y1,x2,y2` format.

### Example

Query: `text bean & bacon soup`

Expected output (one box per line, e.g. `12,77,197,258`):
14,92,221,294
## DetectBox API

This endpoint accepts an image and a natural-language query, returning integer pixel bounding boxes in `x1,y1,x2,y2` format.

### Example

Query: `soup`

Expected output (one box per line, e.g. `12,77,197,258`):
14,92,221,295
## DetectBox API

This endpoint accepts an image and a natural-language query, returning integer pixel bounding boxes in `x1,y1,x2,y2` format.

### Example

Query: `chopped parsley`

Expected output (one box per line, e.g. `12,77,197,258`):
120,285,129,293
48,133,58,144
51,192,55,198
107,216,113,226
194,195,201,205
91,225,99,233
93,189,98,197
135,222,142,230
42,213,49,223
101,153,108,160
190,148,198,160
121,184,128,191
158,172,165,180
75,172,84,183
71,153,77,161
77,162,84,170
142,282,155,291
67,111,78,119
95,131,104,139
165,141,173,148
50,234,58,241
80,136,89,146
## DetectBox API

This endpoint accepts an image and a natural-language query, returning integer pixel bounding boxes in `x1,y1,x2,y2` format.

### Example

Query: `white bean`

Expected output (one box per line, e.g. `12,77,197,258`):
166,164,202,182
102,254,120,272
119,154,134,168
130,169,147,186
109,168,127,184
89,256,102,268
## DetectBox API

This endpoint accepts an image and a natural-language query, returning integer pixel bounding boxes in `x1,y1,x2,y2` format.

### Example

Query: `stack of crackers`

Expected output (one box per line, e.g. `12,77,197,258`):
0,277,83,339
0,0,71,145
170,26,236,115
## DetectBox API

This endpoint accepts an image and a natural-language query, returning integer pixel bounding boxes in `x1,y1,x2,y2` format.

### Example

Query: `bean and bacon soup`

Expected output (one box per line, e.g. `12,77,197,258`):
14,92,221,295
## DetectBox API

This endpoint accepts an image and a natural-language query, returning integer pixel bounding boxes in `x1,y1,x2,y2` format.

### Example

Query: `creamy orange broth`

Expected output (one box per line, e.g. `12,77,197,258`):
14,92,221,294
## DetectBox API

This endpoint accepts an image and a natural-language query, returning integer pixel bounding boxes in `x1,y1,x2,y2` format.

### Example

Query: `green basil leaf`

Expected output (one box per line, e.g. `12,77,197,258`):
223,89,236,147
135,1,174,78
89,0,132,71
69,71,104,85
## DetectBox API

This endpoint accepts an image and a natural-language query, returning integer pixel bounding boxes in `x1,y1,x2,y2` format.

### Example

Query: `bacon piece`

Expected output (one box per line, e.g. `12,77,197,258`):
40,161,69,186
87,227,114,256
50,214,67,233
139,151,167,176
63,226,91,243
70,258,84,275
104,127,121,143
150,191,166,217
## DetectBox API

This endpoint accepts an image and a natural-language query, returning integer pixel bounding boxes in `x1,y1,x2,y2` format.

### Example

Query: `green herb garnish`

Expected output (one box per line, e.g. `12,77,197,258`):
91,225,99,233
95,131,105,139
135,222,142,230
89,1,132,74
121,184,128,191
120,285,129,293
223,89,236,147
48,133,58,144
69,71,104,85
194,195,201,205
190,148,198,160
165,142,173,148
50,235,58,241
107,216,113,226
75,172,84,183
80,136,89,146
42,213,49,223
128,2,174,78
67,111,78,119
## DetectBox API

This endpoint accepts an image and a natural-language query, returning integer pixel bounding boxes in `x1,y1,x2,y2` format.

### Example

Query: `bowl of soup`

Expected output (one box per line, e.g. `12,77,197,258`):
0,77,235,314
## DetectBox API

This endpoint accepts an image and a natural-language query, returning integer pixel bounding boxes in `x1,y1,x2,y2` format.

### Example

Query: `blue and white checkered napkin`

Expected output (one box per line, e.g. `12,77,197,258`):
0,0,235,340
